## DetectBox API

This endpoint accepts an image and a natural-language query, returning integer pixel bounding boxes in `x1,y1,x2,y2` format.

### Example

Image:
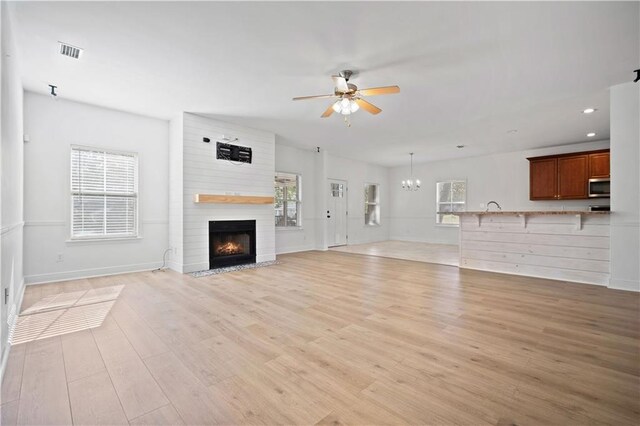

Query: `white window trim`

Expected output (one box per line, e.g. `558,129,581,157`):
70,145,139,240
364,182,381,227
275,171,302,229
436,179,467,227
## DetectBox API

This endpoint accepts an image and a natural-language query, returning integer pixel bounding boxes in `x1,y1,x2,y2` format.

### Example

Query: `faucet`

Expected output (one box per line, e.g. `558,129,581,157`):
486,201,502,212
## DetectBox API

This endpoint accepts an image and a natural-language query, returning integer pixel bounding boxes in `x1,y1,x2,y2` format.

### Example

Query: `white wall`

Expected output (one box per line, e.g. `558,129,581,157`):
1,0,25,378
326,153,390,245
389,140,610,245
23,93,170,284
180,113,276,273
610,82,640,292
168,115,184,272
274,143,319,254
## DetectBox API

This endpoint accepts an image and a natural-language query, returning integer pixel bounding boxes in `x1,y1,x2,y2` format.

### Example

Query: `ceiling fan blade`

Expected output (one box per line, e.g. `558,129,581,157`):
292,94,336,101
321,103,336,118
332,76,350,93
355,98,382,115
357,85,400,96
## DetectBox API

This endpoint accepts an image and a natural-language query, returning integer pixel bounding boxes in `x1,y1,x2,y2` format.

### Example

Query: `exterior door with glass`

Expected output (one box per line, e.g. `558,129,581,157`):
327,179,347,247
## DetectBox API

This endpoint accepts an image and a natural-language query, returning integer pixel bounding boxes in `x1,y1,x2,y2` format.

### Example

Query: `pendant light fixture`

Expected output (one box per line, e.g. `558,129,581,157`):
402,153,421,191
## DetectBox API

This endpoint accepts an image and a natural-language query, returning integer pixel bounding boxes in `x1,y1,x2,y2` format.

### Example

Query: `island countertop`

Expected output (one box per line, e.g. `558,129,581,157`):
450,210,610,215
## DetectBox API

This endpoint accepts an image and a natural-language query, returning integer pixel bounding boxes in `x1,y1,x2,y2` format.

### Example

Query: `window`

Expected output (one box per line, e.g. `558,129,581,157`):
436,180,466,225
275,172,301,227
331,182,344,198
364,183,380,226
71,146,138,239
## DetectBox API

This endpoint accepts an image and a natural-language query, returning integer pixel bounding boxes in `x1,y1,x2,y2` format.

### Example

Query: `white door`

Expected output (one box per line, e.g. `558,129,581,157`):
327,179,348,247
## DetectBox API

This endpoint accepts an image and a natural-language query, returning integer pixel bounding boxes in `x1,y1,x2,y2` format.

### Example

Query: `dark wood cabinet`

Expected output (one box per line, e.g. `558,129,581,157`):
558,155,588,199
529,158,558,200
528,149,609,200
589,152,610,178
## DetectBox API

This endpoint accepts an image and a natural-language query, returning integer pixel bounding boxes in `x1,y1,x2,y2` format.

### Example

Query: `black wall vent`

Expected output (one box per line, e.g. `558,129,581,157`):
216,142,252,164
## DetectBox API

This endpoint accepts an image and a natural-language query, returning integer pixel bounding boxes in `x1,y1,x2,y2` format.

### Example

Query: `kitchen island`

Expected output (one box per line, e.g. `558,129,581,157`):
453,211,611,286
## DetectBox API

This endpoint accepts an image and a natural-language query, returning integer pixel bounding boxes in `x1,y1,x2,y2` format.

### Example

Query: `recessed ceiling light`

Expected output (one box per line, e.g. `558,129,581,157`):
582,108,597,114
506,129,518,134
587,132,596,137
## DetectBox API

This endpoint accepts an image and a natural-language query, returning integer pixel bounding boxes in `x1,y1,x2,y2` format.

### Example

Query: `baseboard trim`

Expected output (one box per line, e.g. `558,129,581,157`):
1,278,25,385
276,246,315,255
388,236,458,245
167,261,183,274
608,278,640,292
24,261,164,285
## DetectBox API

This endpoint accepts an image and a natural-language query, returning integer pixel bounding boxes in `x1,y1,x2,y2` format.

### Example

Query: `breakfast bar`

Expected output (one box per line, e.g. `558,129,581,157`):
454,211,611,286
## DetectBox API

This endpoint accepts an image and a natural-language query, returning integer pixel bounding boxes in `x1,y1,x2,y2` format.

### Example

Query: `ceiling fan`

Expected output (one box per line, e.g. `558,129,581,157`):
292,70,400,123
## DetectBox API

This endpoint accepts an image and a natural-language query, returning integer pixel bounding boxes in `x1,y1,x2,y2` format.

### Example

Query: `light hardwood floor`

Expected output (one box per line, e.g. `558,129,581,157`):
330,240,459,266
1,251,639,425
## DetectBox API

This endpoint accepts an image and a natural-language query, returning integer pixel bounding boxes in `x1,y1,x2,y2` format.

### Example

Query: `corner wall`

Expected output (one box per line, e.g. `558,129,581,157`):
168,115,184,272
609,82,640,292
274,143,318,254
326,154,390,245
22,93,170,284
1,0,25,379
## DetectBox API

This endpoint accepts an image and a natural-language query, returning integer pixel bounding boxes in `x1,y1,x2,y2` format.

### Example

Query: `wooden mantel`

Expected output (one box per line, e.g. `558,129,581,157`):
194,194,274,204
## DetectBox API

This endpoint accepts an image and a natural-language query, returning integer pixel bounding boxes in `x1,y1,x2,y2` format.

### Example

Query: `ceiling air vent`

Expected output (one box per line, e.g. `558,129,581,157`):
59,42,82,59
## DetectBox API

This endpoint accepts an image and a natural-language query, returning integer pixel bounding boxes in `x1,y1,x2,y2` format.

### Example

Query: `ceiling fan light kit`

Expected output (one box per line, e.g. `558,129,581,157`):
293,69,400,126
332,98,359,115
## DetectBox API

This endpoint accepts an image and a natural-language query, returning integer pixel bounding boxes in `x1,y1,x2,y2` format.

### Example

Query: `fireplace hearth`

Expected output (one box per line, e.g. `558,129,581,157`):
209,220,256,269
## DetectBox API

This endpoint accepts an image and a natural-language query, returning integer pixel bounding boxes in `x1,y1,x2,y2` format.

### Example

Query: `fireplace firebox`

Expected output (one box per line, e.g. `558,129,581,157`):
209,220,256,269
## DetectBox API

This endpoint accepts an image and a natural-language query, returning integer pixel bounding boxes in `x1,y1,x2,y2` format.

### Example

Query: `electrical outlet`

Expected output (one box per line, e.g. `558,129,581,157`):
56,253,64,263
479,203,486,209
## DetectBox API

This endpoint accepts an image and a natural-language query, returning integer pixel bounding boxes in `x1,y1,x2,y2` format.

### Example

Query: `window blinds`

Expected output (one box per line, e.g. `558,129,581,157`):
71,147,138,238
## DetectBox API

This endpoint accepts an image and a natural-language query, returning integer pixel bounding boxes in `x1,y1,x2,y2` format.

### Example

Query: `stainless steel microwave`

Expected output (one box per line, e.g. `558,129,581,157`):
588,178,610,198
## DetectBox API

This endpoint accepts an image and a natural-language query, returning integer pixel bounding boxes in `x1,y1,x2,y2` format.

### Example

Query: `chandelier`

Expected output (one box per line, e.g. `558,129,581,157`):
402,153,421,191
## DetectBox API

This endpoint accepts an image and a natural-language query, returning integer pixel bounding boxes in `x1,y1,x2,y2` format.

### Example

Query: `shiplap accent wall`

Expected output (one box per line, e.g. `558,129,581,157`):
459,214,610,286
181,113,275,273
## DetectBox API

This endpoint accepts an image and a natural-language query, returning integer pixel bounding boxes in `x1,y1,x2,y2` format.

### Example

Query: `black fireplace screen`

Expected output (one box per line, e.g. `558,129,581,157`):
209,220,256,269
212,233,250,257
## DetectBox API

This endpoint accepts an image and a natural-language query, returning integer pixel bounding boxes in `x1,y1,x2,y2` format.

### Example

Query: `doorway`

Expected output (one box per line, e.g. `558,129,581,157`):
327,179,348,247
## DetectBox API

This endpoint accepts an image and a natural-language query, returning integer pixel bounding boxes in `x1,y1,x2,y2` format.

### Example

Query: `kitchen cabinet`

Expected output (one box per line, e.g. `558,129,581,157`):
528,149,609,200
557,155,588,199
589,152,610,178
529,158,557,200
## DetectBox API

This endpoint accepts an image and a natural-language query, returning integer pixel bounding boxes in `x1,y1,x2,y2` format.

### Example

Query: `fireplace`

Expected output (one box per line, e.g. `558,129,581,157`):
209,220,256,269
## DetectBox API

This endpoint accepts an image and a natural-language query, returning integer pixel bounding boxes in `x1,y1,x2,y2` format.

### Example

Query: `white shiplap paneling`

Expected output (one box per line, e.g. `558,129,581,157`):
459,213,610,286
181,113,276,273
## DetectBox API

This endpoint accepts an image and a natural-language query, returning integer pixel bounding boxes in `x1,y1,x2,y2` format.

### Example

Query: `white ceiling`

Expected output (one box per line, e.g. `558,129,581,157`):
9,1,639,167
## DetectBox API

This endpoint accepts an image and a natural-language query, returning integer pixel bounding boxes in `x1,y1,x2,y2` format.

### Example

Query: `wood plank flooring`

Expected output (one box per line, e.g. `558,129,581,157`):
1,251,639,425
330,240,459,266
